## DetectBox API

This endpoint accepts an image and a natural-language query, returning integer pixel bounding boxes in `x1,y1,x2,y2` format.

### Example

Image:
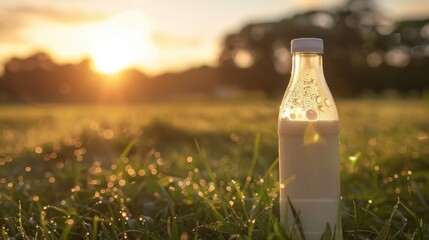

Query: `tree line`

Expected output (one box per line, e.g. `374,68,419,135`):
218,0,429,97
0,52,220,103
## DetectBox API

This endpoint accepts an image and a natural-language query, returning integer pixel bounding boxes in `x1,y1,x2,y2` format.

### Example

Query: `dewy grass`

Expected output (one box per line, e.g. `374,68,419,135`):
0,100,428,239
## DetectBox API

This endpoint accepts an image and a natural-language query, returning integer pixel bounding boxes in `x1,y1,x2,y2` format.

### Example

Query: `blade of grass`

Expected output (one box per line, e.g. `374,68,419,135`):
353,200,358,239
244,133,261,190
37,202,49,238
100,222,115,240
157,182,176,218
204,199,225,223
375,200,399,240
218,159,248,219
60,217,75,239
321,223,332,240
194,140,216,184
194,139,229,216
92,216,100,240
407,180,425,238
264,157,279,180
157,182,179,240
43,205,72,216
197,220,246,235
390,221,407,239
270,217,290,240
194,221,199,240
287,196,306,240
361,208,382,224
18,201,26,240
116,139,137,169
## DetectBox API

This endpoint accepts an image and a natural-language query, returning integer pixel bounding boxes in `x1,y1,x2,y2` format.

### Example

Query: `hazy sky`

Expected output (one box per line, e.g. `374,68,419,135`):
0,0,428,75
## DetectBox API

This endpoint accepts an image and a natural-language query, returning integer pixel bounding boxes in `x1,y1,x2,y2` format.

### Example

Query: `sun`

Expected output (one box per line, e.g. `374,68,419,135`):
87,11,155,74
90,35,139,74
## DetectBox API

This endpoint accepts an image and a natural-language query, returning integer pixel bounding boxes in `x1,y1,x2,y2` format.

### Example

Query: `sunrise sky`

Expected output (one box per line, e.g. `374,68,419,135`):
1,0,428,75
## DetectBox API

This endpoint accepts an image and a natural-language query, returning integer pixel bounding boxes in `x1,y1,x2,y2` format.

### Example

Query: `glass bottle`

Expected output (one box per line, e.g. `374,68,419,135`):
278,38,340,240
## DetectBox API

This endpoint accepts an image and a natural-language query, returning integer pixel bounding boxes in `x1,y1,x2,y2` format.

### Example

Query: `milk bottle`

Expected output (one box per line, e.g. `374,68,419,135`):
278,38,340,240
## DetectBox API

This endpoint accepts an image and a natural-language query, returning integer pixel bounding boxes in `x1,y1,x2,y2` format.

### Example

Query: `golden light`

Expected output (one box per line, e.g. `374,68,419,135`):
90,36,137,74
87,11,155,74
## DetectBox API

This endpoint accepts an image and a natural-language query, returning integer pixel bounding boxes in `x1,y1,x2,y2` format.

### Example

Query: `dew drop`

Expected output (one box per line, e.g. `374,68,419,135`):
293,98,302,105
318,105,326,111
289,113,296,120
306,109,318,121
324,98,331,107
304,78,314,85
316,96,322,103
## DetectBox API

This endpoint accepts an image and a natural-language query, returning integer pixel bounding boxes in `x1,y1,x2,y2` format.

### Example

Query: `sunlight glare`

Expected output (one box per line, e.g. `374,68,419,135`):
87,11,156,74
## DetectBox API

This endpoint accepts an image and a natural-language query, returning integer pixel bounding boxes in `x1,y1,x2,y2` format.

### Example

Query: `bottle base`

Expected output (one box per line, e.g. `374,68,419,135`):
280,198,339,240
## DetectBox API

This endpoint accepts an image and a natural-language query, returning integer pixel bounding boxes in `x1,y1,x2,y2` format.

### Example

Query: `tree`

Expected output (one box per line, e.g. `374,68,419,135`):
218,0,429,97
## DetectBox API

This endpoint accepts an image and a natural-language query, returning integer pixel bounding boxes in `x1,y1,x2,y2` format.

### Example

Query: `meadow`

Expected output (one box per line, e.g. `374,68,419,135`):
0,99,428,239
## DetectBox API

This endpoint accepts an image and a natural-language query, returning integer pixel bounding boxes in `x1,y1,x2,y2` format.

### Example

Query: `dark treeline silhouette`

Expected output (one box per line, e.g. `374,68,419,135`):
0,0,428,103
218,0,429,97
0,52,218,103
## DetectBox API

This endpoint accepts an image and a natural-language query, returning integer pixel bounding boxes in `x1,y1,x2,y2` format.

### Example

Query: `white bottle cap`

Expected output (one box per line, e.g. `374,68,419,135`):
291,38,323,53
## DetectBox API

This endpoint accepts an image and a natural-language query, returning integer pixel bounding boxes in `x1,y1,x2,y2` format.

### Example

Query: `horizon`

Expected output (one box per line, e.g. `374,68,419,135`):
1,0,429,77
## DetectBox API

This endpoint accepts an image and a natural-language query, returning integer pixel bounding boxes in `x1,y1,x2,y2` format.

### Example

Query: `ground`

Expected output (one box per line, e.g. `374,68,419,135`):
0,99,428,239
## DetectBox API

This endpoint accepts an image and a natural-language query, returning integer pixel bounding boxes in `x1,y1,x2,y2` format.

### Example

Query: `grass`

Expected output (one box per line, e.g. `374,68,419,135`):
0,99,428,239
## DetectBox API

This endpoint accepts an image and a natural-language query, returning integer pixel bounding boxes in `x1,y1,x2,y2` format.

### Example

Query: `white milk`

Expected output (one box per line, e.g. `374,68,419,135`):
279,119,340,240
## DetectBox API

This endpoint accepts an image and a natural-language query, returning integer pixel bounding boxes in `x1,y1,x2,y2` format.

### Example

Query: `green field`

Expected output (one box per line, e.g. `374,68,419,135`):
0,99,428,239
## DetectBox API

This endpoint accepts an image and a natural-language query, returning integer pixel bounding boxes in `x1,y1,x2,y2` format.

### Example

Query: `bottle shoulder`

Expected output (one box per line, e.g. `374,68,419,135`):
279,76,338,121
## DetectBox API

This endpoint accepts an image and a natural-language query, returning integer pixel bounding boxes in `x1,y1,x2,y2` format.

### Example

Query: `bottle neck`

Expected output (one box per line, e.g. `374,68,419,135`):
280,51,338,121
291,53,324,80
